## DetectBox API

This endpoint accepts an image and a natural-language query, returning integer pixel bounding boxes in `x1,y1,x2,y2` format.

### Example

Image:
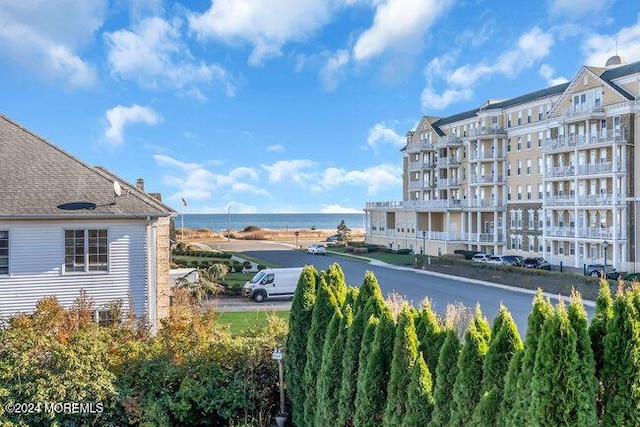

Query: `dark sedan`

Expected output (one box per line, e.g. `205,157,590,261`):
523,257,551,270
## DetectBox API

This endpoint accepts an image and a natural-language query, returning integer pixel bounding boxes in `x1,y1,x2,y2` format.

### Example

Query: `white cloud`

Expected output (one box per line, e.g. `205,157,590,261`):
320,49,350,90
353,0,453,62
539,64,569,86
153,154,270,205
267,144,285,152
582,19,640,67
548,0,612,19
0,0,105,87
421,87,473,110
261,159,317,183
321,204,363,214
188,0,336,66
105,105,162,145
421,27,554,110
106,17,235,98
366,123,405,151
316,164,402,195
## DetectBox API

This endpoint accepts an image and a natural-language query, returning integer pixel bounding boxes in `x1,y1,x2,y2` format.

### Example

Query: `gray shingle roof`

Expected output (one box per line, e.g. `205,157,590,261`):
0,114,176,218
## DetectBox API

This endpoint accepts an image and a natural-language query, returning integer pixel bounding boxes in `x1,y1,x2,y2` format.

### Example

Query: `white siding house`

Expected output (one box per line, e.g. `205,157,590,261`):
0,114,175,332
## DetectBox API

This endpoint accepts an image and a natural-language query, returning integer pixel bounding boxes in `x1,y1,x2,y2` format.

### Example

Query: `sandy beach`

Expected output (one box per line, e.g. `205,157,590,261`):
178,226,364,244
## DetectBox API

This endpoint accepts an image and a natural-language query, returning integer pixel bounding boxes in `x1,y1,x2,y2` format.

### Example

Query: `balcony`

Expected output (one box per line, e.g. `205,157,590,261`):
405,141,436,153
468,126,507,138
408,180,427,190
462,232,505,243
542,130,626,152
437,157,461,168
408,160,436,170
469,175,505,185
439,178,461,188
562,105,605,121
469,150,504,161
576,227,623,240
436,135,463,147
546,227,575,237
544,193,624,207
467,198,505,208
545,162,625,178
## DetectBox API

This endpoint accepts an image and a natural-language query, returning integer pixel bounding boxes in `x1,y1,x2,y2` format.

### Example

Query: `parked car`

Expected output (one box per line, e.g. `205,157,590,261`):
326,234,342,242
502,255,525,266
523,257,551,270
487,255,504,265
585,264,618,279
307,243,327,255
472,253,491,263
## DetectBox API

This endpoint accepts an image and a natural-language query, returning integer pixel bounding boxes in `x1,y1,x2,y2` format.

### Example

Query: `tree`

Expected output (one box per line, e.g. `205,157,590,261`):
470,305,522,426
530,301,594,426
415,298,445,380
449,305,491,427
498,349,523,425
428,328,461,427
508,289,553,425
337,219,352,244
324,263,348,307
354,307,395,427
403,353,434,426
567,291,598,425
384,305,419,426
589,279,614,418
338,271,385,426
302,278,340,425
316,306,351,426
284,266,318,427
601,289,640,426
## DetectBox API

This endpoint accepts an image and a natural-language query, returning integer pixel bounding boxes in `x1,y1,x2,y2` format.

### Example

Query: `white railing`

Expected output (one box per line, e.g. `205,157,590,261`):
437,135,462,146
545,162,624,178
576,227,622,240
468,126,507,137
438,158,461,166
544,196,575,206
470,150,504,160
543,129,626,151
470,175,505,184
547,227,576,237
562,105,604,119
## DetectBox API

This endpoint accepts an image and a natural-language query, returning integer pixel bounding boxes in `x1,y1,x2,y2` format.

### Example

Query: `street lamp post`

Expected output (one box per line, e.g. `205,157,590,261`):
603,240,609,266
227,205,231,242
422,230,426,255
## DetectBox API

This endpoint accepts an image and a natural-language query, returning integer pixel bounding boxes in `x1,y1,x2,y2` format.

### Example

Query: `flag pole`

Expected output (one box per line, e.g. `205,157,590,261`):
181,211,184,242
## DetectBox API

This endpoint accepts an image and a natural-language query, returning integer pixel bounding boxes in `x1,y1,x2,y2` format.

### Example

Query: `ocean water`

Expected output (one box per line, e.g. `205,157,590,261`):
179,213,366,231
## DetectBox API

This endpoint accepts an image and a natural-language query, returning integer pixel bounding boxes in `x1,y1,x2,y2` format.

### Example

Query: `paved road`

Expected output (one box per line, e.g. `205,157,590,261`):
202,239,594,335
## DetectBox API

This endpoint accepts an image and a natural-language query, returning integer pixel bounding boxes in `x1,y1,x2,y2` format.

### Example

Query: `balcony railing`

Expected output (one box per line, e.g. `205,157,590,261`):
542,130,626,151
468,126,507,138
467,198,505,208
437,157,461,167
365,198,507,211
408,160,436,170
545,162,624,178
470,150,504,161
544,193,623,207
436,135,463,146
562,105,604,120
470,175,505,184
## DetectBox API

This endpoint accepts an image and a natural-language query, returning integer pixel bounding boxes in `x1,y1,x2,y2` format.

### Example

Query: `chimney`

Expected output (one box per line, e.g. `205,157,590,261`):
136,177,145,191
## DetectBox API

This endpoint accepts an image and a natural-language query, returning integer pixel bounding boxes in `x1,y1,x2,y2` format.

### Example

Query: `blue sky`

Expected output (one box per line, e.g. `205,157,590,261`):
2,0,639,214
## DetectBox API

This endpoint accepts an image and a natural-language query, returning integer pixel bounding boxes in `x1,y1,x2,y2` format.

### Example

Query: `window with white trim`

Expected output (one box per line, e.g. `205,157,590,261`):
64,229,108,273
0,231,7,274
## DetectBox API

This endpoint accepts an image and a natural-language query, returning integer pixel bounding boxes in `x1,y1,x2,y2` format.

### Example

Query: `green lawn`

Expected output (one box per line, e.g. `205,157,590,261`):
216,310,290,335
327,246,416,266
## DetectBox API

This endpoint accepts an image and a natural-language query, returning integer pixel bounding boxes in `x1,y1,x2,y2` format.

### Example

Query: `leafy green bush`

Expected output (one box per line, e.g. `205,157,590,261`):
396,248,412,255
454,249,481,259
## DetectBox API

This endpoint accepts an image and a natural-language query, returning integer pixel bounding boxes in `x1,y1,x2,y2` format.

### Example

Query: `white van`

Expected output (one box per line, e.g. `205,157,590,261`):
243,267,303,303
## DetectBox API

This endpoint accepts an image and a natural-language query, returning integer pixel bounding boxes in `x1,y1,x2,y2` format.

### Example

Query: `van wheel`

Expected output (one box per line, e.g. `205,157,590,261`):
254,291,267,303
590,271,600,277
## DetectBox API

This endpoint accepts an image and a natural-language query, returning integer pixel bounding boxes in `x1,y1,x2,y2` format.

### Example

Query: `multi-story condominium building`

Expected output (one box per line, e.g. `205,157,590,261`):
365,56,640,272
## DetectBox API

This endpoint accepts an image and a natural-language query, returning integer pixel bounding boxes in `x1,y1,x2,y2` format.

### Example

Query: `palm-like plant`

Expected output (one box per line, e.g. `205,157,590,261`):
178,263,228,301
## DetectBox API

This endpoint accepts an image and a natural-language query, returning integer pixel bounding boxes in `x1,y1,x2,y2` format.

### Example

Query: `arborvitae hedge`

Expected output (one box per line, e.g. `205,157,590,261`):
428,328,461,427
530,302,590,425
338,272,385,426
302,278,340,425
383,305,419,426
415,298,444,380
354,307,394,427
325,262,348,306
402,353,434,426
449,306,491,427
284,266,318,427
315,306,351,426
589,279,614,418
470,305,522,426
601,289,640,425
568,291,598,425
498,349,523,425
509,290,553,424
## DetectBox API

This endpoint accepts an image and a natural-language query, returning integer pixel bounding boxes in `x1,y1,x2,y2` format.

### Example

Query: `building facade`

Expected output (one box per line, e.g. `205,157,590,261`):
365,57,640,273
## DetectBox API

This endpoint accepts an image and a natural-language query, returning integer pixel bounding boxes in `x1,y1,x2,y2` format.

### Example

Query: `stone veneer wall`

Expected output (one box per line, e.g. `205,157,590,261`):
155,216,172,329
